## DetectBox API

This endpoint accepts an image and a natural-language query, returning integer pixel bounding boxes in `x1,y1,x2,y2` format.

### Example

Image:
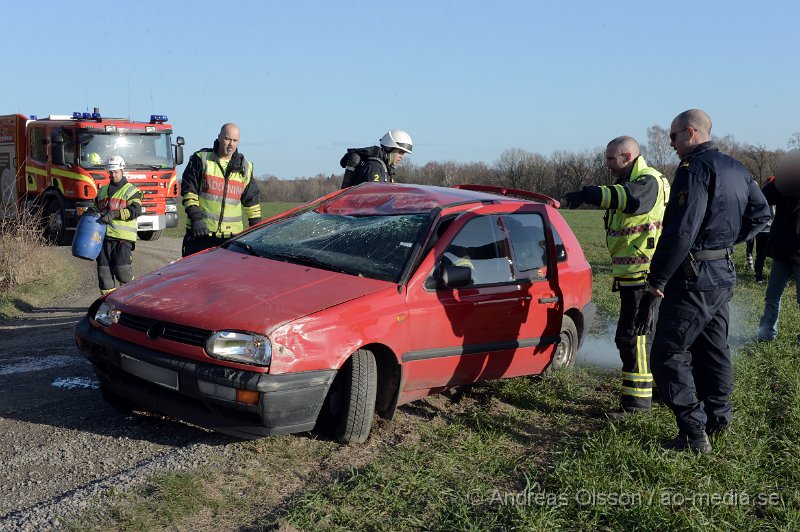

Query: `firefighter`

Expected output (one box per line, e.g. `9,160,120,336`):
340,130,413,188
181,123,262,257
90,155,143,295
563,136,670,418
637,109,771,453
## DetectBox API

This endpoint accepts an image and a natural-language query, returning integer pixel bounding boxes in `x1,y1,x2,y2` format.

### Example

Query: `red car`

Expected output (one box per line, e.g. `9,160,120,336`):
75,183,594,443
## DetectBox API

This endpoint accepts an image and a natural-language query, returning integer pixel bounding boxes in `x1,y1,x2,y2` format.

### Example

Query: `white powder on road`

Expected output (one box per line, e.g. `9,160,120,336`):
0,356,80,375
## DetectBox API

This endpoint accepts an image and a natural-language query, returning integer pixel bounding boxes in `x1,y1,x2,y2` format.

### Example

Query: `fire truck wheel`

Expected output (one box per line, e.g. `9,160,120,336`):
138,230,163,241
43,196,70,245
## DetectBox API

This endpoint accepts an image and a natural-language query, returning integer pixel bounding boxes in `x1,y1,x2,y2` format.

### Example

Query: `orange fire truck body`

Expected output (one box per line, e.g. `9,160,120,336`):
0,111,184,243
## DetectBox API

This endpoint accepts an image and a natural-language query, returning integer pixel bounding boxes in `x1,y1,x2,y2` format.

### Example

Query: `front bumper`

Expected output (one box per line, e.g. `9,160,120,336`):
74,316,335,439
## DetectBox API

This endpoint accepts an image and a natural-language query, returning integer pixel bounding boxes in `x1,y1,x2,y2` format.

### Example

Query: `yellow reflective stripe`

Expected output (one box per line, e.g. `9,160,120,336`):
600,187,611,209
50,168,97,193
613,184,627,211
638,335,648,374
622,387,653,398
243,204,261,218
622,372,654,382
617,278,646,287
25,165,47,176
167,175,177,191
183,192,200,209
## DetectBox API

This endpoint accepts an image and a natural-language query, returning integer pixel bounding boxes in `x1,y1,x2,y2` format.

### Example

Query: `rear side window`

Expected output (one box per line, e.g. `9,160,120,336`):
505,213,549,280
441,215,513,286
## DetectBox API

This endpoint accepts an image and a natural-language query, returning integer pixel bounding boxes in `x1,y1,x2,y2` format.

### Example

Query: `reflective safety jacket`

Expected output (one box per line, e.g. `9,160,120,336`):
181,148,262,237
585,156,670,285
95,180,142,242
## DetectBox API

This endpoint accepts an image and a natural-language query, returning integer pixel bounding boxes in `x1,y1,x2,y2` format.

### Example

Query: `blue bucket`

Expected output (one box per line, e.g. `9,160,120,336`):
72,212,106,261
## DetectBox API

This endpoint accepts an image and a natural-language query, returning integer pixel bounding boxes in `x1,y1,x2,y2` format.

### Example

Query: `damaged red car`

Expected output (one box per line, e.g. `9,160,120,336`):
75,183,594,443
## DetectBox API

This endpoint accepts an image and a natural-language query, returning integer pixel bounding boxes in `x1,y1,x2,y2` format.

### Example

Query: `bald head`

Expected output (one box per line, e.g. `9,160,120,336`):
670,109,711,159
607,136,641,158
605,136,641,178
673,109,712,138
216,123,241,159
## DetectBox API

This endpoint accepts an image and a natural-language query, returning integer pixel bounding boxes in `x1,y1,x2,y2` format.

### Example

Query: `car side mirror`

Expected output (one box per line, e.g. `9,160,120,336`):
442,264,472,289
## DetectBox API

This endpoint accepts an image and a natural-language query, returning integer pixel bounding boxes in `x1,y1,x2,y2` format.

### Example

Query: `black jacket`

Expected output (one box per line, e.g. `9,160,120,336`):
648,142,771,291
340,146,391,189
763,180,800,265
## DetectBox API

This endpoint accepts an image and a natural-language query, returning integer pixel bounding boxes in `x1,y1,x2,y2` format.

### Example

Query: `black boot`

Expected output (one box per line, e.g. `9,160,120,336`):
664,431,712,453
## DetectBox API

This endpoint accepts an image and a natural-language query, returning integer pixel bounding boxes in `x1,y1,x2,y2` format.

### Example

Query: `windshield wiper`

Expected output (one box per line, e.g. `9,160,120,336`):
224,240,261,256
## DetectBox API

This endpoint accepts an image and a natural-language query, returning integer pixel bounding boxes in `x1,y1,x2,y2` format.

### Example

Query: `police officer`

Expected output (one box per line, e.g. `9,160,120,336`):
90,155,143,295
340,130,413,188
181,123,262,257
564,136,670,418
639,109,771,453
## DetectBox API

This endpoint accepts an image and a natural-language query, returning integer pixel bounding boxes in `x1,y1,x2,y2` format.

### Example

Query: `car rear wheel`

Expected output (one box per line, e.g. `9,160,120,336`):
138,229,163,241
330,349,377,444
546,315,578,374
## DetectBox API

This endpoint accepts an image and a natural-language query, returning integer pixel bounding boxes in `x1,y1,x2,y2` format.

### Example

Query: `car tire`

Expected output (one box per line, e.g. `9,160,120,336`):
138,229,163,241
546,315,578,374
334,349,377,444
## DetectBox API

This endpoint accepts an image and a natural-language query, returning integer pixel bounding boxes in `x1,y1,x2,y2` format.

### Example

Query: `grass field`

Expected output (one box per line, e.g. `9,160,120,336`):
73,208,800,530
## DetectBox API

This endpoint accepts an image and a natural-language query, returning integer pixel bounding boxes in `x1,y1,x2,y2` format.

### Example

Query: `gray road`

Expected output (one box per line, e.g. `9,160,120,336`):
0,237,235,527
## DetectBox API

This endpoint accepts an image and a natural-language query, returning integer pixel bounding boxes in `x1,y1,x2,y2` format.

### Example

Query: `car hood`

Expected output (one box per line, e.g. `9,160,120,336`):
109,248,391,333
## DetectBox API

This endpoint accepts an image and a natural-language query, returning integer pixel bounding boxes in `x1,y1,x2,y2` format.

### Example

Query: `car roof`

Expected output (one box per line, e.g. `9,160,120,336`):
319,183,555,216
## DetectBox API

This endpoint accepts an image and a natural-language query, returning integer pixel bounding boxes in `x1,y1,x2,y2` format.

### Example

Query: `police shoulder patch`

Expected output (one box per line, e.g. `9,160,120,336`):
676,189,689,207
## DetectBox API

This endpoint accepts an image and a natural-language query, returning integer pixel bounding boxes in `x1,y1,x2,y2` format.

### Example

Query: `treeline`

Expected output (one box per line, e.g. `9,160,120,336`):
256,125,798,204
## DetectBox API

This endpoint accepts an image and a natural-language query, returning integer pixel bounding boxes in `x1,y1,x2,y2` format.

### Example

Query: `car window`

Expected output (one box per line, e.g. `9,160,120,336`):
441,215,513,286
552,227,567,263
504,213,549,280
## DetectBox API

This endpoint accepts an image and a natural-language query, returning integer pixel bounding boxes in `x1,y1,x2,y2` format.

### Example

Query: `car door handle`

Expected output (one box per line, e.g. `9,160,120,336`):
538,296,560,304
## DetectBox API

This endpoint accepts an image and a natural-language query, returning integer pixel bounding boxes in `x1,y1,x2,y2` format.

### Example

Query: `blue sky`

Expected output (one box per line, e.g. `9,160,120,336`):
5,1,799,179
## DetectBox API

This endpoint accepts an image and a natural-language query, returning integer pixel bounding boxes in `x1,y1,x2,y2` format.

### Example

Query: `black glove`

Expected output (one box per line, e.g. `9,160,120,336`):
564,190,586,209
248,217,262,227
190,218,208,238
99,211,118,224
632,291,659,336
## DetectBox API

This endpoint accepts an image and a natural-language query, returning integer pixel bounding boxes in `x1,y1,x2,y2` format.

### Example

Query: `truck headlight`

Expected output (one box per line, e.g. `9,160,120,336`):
165,204,177,213
206,331,271,366
95,302,121,326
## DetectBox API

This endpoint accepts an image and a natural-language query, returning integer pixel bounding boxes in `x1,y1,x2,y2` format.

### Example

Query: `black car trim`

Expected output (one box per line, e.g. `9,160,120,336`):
401,335,560,363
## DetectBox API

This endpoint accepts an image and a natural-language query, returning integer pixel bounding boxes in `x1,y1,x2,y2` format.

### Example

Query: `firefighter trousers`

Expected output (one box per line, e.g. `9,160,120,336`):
97,238,134,293
651,285,734,436
615,285,658,411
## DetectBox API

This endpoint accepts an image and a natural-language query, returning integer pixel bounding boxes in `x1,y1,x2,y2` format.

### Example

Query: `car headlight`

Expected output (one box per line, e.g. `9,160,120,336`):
206,331,271,367
94,301,121,326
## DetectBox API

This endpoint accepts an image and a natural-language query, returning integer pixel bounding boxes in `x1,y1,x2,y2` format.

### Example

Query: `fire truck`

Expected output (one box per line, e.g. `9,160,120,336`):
0,110,184,243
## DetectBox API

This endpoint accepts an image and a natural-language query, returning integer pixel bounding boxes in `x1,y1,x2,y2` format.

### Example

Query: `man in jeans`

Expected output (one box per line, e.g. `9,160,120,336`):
757,150,800,343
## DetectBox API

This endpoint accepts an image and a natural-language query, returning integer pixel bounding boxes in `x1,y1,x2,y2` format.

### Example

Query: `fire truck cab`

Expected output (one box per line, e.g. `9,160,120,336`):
0,110,184,243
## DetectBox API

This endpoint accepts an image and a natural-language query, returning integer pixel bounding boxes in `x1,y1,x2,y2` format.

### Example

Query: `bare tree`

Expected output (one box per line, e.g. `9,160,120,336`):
643,125,677,175
788,132,800,151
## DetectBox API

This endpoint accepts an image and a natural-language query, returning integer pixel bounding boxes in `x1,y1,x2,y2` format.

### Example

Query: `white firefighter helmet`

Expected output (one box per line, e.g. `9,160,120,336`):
379,130,413,153
106,155,126,171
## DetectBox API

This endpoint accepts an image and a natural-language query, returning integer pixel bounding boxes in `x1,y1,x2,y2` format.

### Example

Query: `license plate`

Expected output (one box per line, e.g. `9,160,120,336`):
120,354,179,390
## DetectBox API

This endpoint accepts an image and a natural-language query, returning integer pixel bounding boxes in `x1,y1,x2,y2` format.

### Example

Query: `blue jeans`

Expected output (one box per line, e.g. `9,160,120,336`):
758,259,800,341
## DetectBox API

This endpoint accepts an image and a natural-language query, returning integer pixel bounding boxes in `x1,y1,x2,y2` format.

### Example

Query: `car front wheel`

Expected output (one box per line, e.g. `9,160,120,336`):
547,315,578,373
333,349,378,444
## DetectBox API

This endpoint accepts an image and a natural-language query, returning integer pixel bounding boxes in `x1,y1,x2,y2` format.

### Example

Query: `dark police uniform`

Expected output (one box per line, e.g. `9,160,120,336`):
648,141,770,438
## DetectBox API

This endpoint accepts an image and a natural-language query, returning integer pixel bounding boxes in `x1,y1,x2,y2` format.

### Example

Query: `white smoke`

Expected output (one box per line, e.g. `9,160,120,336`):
576,323,621,369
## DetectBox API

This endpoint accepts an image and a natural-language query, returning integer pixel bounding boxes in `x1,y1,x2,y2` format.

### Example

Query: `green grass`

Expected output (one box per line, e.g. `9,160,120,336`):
72,208,800,530
163,201,301,238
